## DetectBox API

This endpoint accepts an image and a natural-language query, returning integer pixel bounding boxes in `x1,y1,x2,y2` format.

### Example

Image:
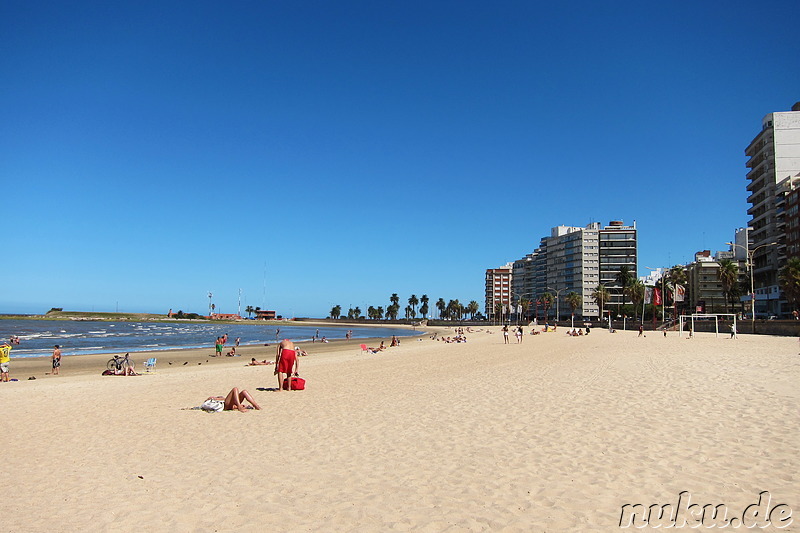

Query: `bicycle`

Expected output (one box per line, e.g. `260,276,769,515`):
107,353,133,372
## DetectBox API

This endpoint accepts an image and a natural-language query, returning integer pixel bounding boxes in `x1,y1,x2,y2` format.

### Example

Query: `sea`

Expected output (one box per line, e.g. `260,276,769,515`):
0,319,422,359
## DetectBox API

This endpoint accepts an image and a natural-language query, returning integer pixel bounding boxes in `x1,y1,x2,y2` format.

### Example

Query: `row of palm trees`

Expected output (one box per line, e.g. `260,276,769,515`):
329,294,481,321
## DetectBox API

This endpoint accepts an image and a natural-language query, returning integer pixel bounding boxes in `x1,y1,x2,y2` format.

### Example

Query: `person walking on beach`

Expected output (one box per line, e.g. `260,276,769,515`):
52,345,62,375
502,325,509,344
274,338,298,391
730,323,738,339
0,341,11,382
638,324,644,337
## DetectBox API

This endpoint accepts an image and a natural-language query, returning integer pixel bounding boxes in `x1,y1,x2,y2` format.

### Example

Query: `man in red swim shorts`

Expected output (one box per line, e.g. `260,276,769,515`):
274,338,298,391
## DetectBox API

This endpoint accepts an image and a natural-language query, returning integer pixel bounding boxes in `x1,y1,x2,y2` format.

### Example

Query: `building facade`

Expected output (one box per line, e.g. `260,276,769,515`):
485,263,513,320
508,220,637,321
685,249,748,315
745,102,800,317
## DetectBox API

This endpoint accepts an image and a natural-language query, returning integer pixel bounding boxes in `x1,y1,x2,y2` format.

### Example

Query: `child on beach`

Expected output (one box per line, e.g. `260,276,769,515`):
0,341,11,382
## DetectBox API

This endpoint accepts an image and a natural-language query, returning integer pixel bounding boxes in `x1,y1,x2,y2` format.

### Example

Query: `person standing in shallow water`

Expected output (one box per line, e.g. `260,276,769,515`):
52,345,62,375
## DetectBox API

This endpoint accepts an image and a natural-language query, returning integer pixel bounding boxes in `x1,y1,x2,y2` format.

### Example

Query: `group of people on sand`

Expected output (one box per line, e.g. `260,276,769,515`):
439,334,467,343
501,325,526,344
204,338,304,413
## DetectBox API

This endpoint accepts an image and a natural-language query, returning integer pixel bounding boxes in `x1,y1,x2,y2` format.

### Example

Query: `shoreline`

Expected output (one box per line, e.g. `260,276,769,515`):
5,327,433,380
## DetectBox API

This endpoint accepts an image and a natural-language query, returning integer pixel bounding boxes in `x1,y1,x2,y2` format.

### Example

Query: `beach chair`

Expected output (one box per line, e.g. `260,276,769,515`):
144,357,157,373
360,344,369,355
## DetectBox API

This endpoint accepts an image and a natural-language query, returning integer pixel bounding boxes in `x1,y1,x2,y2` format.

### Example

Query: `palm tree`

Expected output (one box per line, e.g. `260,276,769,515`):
616,265,635,311
493,301,503,322
467,300,480,319
592,285,610,320
565,291,582,322
419,302,429,319
780,257,800,313
408,294,418,317
367,306,376,320
436,298,446,319
353,307,361,320
718,259,739,314
376,306,384,320
390,293,400,308
666,265,688,317
626,280,645,322
519,298,531,323
540,292,553,321
446,299,461,321
386,303,399,320
330,305,341,320
245,305,255,319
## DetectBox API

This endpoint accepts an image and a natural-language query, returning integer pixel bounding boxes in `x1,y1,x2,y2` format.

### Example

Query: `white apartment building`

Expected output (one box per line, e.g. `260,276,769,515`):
745,102,800,317
510,220,637,320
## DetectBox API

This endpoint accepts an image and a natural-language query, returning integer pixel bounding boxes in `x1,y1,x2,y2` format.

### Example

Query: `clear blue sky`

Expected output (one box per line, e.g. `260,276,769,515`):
2,1,798,317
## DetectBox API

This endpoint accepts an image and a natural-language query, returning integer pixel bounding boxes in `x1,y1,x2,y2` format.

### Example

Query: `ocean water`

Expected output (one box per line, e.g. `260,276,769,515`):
0,319,422,359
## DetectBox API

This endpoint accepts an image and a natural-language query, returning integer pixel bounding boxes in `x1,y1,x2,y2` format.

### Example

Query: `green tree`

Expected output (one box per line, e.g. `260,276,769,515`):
390,293,400,308
408,294,419,317
420,295,430,319
467,300,480,319
245,305,254,319
493,301,503,322
780,257,800,313
616,265,635,309
592,285,610,319
539,292,553,320
436,298,446,319
518,298,531,322
330,305,341,320
626,280,645,322
376,306,384,320
565,291,582,319
353,307,361,320
718,259,739,314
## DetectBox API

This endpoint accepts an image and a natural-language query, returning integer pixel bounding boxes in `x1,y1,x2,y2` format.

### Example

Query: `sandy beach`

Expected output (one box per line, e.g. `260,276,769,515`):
0,326,797,532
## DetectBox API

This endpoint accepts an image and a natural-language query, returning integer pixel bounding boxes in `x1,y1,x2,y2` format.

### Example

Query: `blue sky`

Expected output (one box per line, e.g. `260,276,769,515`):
1,1,798,317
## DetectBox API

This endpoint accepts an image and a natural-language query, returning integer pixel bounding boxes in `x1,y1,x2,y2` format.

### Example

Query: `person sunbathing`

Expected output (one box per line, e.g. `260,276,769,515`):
226,347,237,356
248,358,273,366
206,387,261,412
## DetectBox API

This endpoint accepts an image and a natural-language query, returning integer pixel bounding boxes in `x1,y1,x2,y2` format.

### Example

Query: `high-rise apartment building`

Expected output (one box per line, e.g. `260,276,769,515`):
485,263,513,320
745,102,800,317
509,220,637,320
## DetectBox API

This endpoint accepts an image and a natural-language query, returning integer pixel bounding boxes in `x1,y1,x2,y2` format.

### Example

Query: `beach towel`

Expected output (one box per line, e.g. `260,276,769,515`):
200,399,224,412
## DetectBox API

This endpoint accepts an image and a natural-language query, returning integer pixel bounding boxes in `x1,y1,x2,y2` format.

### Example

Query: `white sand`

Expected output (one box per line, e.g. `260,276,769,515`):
1,327,797,532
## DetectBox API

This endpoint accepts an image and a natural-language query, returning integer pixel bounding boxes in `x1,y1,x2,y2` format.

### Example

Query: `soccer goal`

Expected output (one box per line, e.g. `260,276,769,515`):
679,314,737,338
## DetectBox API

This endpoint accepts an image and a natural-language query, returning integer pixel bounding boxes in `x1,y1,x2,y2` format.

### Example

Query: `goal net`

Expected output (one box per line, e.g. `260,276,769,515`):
679,314,738,338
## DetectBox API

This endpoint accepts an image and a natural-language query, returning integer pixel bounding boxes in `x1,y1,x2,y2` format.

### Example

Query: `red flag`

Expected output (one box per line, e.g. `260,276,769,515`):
653,287,662,305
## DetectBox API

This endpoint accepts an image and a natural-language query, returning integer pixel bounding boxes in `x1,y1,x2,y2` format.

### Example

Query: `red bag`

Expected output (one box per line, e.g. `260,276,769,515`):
282,376,306,390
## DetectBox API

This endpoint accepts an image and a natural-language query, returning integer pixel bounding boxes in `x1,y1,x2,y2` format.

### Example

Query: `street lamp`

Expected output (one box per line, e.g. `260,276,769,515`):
546,287,564,325
726,240,777,333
